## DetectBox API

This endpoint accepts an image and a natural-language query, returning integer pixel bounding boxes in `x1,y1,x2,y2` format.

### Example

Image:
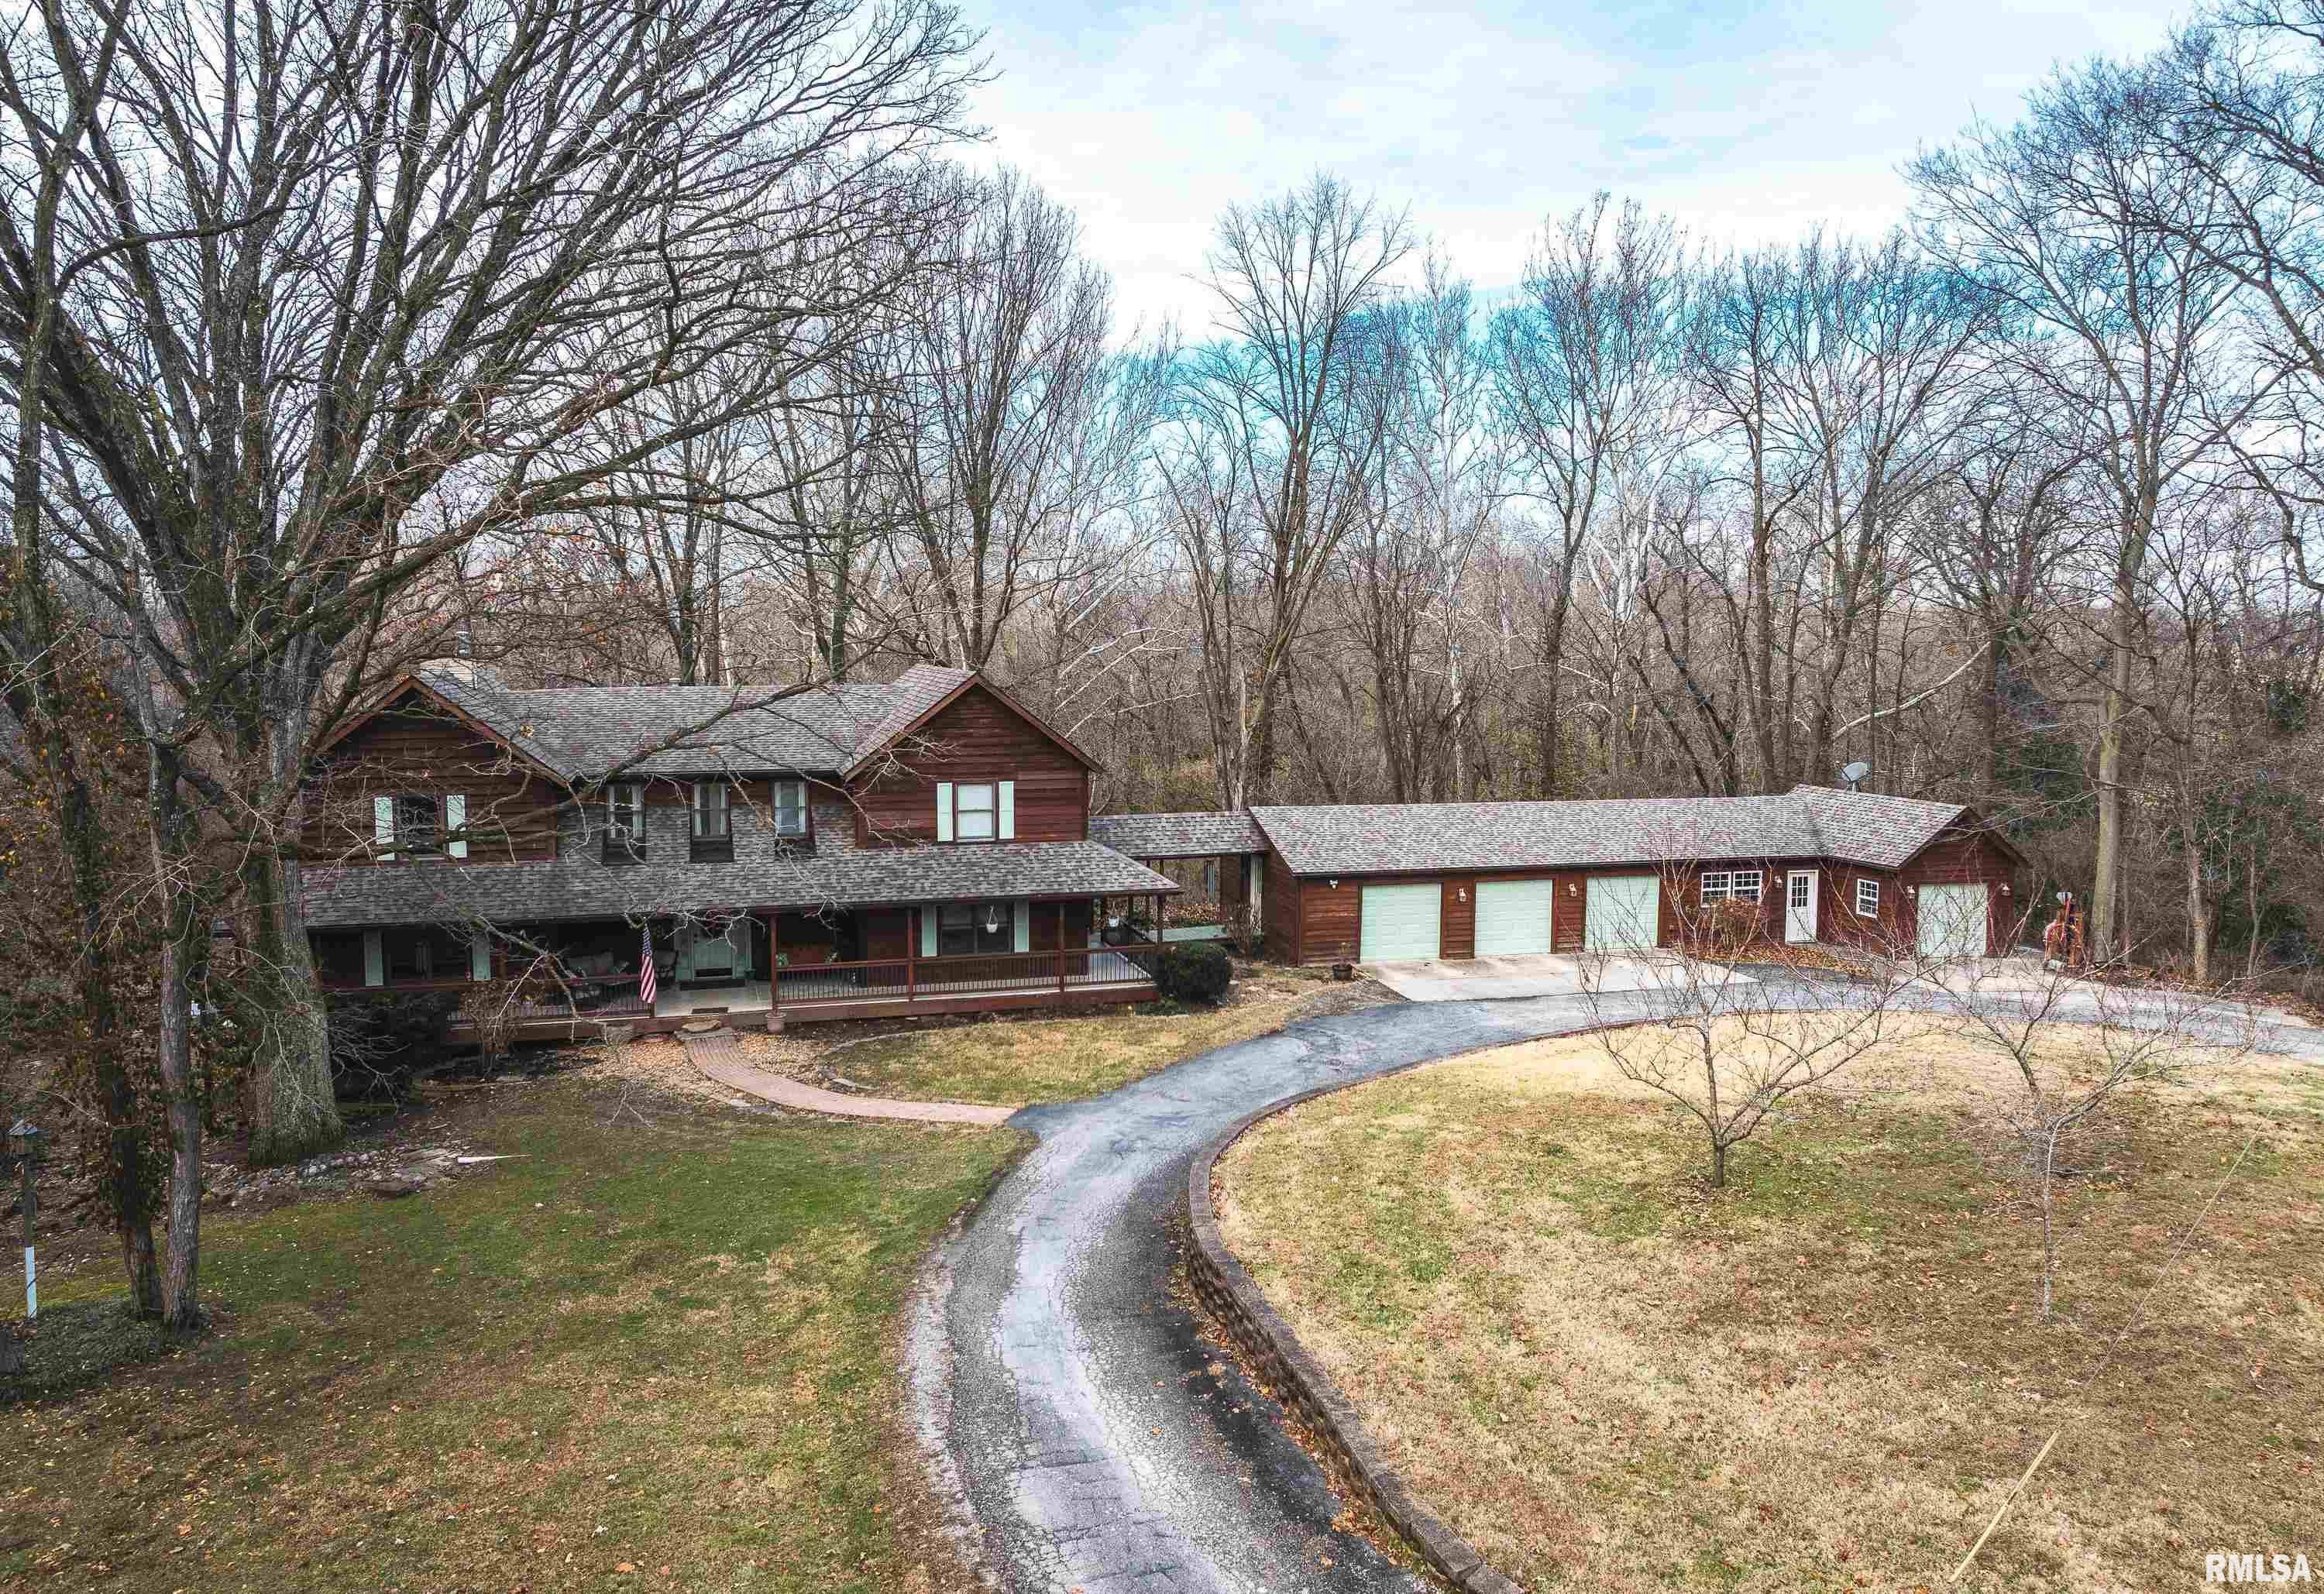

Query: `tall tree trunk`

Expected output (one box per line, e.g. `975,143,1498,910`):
243,691,344,1166
150,751,206,1332
2185,841,2212,985
2089,561,2140,961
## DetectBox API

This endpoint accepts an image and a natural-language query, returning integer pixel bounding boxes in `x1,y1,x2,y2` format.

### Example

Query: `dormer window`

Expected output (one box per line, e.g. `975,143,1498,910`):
774,779,809,839
954,782,997,840
690,781,733,862
604,782,645,863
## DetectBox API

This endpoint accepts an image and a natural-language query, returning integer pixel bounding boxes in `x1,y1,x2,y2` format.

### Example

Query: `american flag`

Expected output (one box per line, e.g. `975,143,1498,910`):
638,921,658,1007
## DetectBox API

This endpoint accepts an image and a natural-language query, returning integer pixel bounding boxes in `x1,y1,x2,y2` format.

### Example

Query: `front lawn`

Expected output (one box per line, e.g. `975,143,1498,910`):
1212,1018,2324,1592
4,1075,1024,1592
816,962,1394,1105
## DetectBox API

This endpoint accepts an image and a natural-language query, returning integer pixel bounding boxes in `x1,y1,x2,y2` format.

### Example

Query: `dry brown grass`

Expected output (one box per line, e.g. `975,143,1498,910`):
1215,1017,2324,1592
813,961,1397,1104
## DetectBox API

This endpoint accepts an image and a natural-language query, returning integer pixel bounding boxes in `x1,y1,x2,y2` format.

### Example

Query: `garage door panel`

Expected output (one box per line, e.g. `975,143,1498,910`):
1917,883,1988,959
1585,874,1662,951
1475,879,1556,957
1360,882,1442,963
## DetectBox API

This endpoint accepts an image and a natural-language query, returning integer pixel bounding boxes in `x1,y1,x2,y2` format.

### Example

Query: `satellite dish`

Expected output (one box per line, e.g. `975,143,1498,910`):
1839,761,1871,791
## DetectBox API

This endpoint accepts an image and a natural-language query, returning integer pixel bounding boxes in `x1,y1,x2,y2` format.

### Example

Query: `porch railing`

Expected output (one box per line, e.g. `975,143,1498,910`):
500,971,652,1021
773,946,1156,1008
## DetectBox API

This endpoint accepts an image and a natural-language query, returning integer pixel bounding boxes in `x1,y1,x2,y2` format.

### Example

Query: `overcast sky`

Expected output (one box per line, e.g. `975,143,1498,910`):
954,0,2194,335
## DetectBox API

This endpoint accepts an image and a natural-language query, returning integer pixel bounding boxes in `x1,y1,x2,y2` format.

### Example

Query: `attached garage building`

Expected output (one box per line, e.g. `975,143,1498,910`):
1245,786,2024,967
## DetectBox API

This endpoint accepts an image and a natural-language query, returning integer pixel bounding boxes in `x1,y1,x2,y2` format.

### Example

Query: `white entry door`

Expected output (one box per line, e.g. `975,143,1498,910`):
1785,869,1819,943
1360,882,1442,962
1474,879,1556,957
1583,874,1662,951
1917,884,1989,959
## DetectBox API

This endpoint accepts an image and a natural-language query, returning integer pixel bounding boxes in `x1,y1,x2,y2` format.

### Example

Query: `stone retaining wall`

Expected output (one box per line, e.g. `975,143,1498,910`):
1182,1083,1525,1594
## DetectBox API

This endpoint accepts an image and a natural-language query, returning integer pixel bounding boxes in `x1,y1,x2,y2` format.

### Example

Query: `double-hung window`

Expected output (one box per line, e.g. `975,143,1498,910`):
954,782,997,840
1855,878,1882,917
1701,868,1763,905
690,781,732,861
937,902,1014,957
605,782,645,862
396,793,442,857
773,778,810,839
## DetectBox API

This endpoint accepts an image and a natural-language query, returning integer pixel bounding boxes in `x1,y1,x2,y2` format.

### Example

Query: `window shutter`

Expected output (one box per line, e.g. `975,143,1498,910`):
999,781,1016,840
1012,900,1030,953
935,782,954,842
373,795,395,860
363,931,385,987
445,794,468,858
469,936,492,982
920,906,937,957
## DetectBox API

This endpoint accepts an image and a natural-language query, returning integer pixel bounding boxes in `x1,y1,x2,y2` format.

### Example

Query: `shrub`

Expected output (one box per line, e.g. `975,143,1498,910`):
1152,941,1232,1005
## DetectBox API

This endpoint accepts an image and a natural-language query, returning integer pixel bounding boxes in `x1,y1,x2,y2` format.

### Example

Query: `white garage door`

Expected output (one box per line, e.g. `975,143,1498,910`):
1475,879,1556,957
1360,882,1442,963
1584,874,1662,951
1917,883,1989,959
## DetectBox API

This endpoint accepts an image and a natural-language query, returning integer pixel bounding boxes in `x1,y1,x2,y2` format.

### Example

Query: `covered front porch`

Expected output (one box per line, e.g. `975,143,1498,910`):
449,893,1171,1040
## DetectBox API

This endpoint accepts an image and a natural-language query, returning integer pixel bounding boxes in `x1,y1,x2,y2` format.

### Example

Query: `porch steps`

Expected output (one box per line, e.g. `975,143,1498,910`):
679,1029,1019,1127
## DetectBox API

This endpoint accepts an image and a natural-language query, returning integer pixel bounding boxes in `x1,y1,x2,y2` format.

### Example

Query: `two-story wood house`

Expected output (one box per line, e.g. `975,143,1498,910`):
302,663,1184,1034
305,659,2027,1041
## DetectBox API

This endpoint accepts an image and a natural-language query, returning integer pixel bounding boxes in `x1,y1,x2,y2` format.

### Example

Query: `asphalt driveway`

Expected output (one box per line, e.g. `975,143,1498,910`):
914,988,1688,1593
913,977,2323,1593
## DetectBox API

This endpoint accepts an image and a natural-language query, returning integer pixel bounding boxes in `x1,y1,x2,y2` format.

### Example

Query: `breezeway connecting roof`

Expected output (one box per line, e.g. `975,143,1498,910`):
1088,810,1270,858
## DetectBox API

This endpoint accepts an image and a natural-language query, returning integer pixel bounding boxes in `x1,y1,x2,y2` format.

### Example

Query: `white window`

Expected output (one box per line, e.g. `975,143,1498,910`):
607,782,644,840
1701,869,1762,904
773,778,809,838
1855,877,1881,917
954,782,996,840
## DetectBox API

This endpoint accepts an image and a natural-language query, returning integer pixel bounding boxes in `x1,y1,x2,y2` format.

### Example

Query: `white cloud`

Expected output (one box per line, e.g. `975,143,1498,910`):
954,0,2192,332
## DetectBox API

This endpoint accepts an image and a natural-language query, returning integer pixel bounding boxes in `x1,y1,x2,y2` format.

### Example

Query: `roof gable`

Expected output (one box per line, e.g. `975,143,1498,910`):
318,675,574,785
840,668,1101,780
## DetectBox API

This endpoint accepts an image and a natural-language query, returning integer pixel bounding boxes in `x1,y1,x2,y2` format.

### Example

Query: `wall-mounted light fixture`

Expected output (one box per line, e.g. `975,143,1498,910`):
1457,887,1467,902
1329,878,1339,889
1999,883,2012,895
1566,882,1577,896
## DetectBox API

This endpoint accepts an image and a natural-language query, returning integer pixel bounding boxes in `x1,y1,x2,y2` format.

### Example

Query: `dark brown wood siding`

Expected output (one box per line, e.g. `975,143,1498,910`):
1263,848,1301,964
312,689,564,864
1439,877,1477,960
1298,877,1363,966
851,683,1091,847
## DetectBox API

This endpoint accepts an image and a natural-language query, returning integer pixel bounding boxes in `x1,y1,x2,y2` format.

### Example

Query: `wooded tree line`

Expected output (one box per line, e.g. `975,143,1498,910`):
5,0,2324,1328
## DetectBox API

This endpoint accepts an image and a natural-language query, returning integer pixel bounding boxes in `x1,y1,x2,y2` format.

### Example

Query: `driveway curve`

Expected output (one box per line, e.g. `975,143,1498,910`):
915,978,2321,1593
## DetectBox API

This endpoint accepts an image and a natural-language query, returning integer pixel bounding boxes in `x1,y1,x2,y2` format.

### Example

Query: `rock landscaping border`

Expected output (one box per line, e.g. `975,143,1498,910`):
1183,1079,1525,1594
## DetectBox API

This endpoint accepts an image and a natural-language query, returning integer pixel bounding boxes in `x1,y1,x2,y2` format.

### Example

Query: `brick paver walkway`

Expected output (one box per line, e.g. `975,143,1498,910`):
680,1029,1019,1126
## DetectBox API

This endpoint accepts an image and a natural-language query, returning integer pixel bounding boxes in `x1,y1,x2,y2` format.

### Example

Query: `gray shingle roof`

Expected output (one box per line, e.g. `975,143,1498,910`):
304,840,1178,929
1088,810,1270,857
1250,796,1822,875
1789,784,1972,870
414,664,964,781
1250,788,1985,877
838,664,975,778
